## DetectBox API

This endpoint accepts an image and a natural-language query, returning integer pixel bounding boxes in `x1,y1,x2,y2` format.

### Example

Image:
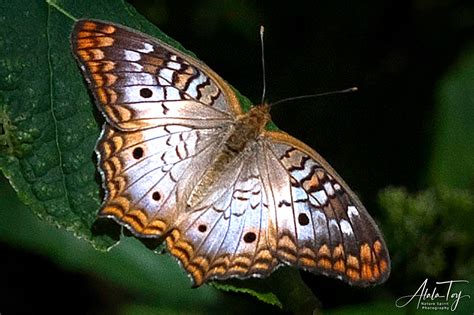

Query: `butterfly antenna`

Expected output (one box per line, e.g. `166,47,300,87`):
260,25,267,105
269,87,358,107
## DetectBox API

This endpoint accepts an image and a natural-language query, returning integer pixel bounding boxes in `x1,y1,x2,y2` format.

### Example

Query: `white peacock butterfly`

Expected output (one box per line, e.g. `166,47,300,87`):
71,19,390,287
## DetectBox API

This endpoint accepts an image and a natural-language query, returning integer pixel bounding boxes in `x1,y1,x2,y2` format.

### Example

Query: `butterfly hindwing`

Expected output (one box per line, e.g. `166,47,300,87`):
166,153,279,286
97,123,225,237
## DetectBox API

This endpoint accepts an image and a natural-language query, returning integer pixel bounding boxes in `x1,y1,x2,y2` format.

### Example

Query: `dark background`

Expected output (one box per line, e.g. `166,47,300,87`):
1,0,473,314
129,0,471,199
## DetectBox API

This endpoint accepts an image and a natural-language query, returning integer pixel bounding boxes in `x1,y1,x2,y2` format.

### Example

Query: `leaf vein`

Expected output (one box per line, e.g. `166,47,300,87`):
46,6,73,213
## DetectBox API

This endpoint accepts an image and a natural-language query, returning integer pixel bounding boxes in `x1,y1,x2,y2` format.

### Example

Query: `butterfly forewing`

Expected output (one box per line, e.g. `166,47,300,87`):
260,131,390,285
71,19,243,131
71,19,390,287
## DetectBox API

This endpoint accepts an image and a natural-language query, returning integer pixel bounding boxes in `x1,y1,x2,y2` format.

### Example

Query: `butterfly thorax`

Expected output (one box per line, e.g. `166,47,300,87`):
225,104,271,152
186,104,271,208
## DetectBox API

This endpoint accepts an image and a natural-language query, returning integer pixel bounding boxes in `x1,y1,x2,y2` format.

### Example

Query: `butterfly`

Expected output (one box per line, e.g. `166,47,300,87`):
71,19,390,287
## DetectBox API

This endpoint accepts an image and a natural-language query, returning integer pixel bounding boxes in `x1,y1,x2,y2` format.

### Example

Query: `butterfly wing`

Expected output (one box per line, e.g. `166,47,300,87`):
168,131,390,286
71,20,243,236
259,131,390,285
71,19,243,131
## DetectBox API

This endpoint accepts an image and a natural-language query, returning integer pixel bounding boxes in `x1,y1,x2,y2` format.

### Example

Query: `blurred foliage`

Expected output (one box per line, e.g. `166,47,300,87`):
375,185,474,314
379,187,474,283
1,0,474,314
429,44,474,189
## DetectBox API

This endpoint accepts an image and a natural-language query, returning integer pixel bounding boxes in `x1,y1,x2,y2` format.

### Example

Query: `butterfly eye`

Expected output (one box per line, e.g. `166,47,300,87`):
140,88,153,98
298,213,310,226
198,224,207,232
243,232,256,243
152,191,161,201
132,147,144,159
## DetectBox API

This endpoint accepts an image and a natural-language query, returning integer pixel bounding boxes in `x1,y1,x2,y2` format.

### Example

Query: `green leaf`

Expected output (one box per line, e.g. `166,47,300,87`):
0,0,312,310
212,267,321,312
429,43,474,189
